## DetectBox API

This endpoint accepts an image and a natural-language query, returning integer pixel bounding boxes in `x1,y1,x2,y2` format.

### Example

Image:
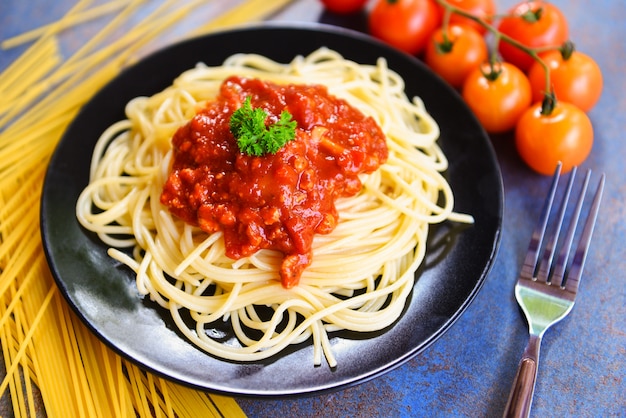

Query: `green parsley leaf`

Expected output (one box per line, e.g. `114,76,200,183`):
229,96,297,156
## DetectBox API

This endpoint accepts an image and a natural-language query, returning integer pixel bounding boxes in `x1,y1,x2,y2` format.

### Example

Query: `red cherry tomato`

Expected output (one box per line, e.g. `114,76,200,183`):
369,0,442,55
425,24,488,88
515,101,593,175
436,0,496,34
527,50,603,112
320,0,368,14
462,62,532,133
497,1,569,72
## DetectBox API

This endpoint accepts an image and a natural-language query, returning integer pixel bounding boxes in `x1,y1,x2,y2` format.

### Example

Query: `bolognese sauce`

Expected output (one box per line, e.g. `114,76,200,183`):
160,76,387,288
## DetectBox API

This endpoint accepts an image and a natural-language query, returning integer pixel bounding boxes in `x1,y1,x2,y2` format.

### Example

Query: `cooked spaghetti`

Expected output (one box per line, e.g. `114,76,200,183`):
76,48,473,367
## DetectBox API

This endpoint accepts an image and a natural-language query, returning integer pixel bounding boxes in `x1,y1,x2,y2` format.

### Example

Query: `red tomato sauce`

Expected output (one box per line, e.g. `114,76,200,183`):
160,76,388,288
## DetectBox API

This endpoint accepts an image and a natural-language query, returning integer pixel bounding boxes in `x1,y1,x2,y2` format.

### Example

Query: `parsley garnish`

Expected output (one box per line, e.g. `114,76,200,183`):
229,96,297,156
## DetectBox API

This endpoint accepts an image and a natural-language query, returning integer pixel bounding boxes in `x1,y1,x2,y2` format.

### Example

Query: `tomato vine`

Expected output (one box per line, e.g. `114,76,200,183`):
436,0,556,114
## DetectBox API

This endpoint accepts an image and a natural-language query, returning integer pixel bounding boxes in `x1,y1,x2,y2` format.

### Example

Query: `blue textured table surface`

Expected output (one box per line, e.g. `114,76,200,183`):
1,1,623,417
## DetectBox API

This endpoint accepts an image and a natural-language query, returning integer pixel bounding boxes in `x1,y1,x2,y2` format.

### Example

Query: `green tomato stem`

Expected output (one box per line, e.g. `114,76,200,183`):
560,40,576,60
440,4,453,48
541,91,556,115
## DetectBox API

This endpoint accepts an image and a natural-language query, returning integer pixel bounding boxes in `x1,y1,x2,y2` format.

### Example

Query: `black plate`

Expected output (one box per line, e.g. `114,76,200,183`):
41,24,502,397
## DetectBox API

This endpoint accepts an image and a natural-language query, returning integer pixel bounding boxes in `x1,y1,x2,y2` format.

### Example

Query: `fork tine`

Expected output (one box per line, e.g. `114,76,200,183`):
536,166,577,283
550,169,590,287
563,173,605,293
519,163,562,281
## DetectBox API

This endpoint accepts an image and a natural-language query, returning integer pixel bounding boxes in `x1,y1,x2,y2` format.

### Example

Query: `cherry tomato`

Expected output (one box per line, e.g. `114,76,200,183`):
528,50,603,112
369,0,442,55
497,1,569,72
320,0,368,14
425,24,488,88
462,62,532,133
436,0,496,34
515,101,593,175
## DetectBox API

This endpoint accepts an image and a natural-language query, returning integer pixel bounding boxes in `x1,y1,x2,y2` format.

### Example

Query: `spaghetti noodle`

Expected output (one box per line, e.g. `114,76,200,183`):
76,48,473,367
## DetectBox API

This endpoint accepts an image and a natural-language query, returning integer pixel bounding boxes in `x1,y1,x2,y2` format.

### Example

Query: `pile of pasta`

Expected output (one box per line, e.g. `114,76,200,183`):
76,48,473,368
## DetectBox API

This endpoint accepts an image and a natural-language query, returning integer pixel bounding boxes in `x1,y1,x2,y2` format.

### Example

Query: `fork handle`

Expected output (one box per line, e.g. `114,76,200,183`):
503,334,541,418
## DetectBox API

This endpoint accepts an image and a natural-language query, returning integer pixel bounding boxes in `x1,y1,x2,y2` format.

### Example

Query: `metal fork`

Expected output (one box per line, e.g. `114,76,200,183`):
503,163,605,418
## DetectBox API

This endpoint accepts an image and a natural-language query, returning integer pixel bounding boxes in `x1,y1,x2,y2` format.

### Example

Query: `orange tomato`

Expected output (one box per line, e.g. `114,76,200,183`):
528,50,603,112
515,101,593,175
497,1,569,72
369,0,442,55
320,0,368,14
425,24,488,88
462,62,532,133
437,0,496,34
